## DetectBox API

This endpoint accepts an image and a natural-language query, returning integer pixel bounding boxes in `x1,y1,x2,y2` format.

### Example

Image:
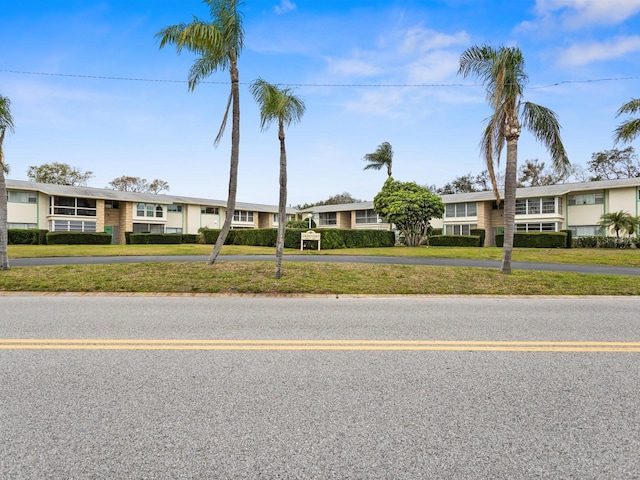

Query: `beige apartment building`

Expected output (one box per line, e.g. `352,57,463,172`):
6,177,640,246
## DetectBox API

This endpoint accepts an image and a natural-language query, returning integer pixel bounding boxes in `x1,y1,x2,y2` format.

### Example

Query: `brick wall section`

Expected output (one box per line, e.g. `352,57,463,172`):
338,211,352,229
258,212,271,229
96,200,105,233
119,202,134,244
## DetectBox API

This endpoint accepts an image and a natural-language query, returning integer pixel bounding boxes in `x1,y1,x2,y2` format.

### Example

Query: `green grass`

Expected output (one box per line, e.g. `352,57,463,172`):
8,244,640,267
1,261,639,295
4,244,640,295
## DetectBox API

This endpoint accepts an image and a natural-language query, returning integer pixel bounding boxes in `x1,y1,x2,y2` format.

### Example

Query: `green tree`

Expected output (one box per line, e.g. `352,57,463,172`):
250,78,305,279
458,44,569,274
517,158,567,187
0,94,15,270
363,141,393,177
294,192,363,210
373,178,444,247
438,173,480,194
585,147,639,181
614,98,640,145
107,176,170,193
27,162,93,186
598,211,635,242
157,0,244,265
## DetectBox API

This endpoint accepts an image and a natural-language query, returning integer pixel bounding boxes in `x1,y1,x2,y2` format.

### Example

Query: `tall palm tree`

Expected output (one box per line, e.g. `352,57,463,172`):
156,0,244,265
250,78,305,279
362,141,393,177
614,98,640,145
458,44,569,274
1,94,16,270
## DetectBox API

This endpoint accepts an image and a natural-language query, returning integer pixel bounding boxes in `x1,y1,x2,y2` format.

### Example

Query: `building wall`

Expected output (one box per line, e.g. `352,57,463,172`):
258,212,272,229
7,202,38,225
166,212,184,231
608,187,638,216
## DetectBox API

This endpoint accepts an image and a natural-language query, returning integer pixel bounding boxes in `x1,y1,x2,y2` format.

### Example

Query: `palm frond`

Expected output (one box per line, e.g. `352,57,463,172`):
250,78,306,132
521,102,570,176
613,98,640,144
0,95,15,133
215,91,233,146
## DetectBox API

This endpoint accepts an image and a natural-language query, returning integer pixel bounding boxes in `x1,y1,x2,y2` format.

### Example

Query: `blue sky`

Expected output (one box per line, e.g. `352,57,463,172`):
1,0,639,205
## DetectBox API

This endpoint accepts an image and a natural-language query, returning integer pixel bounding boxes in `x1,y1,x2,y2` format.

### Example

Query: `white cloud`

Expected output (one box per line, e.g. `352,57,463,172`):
556,35,640,66
519,0,640,31
400,27,469,54
274,0,296,15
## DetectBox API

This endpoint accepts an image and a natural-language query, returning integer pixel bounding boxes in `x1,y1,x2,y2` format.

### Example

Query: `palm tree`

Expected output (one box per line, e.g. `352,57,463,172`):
1,94,16,270
250,78,305,279
614,98,640,145
458,44,569,274
362,141,393,177
156,0,244,265
598,211,634,246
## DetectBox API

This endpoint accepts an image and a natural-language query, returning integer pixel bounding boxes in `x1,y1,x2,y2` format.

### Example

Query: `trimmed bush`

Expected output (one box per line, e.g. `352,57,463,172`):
287,218,316,229
430,235,481,247
470,228,486,247
560,229,572,248
571,236,640,248
181,234,200,244
129,233,182,244
46,232,112,245
200,227,395,249
430,228,443,236
8,229,48,245
495,232,567,248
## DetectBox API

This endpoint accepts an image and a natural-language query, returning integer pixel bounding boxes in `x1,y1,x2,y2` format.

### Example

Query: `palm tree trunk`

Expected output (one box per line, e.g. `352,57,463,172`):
500,136,518,274
275,123,287,279
208,59,240,265
0,134,9,270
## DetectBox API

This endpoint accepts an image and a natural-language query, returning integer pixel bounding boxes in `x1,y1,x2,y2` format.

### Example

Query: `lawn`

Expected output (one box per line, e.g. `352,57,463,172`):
7,243,640,267
4,244,640,295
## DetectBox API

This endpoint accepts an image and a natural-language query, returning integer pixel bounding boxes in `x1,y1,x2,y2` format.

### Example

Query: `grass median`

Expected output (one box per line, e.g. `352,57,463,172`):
0,245,640,296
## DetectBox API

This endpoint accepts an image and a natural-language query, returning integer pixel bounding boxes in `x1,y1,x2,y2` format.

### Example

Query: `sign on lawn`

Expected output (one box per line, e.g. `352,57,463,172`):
301,230,321,250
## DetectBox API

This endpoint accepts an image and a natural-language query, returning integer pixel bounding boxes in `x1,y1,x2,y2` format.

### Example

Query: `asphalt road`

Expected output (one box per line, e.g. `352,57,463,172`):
1,295,639,479
10,254,640,276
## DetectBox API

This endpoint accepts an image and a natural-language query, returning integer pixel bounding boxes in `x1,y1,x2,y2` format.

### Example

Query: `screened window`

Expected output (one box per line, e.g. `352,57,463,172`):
446,202,477,218
515,197,557,215
105,200,119,209
201,206,219,215
233,210,254,222
569,225,604,237
51,197,96,217
8,223,38,229
136,204,164,218
133,223,164,233
8,191,37,203
515,223,557,232
165,227,183,234
318,212,337,226
168,204,182,213
355,209,378,224
515,199,527,215
52,220,96,232
444,224,477,235
568,193,604,205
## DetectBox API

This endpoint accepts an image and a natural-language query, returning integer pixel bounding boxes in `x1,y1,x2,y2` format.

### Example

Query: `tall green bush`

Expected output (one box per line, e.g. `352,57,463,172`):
8,229,48,245
46,232,112,245
495,232,567,248
430,235,481,247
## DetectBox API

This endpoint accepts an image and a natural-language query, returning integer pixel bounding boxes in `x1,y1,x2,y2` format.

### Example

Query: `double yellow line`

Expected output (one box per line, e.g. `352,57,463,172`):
1,339,639,352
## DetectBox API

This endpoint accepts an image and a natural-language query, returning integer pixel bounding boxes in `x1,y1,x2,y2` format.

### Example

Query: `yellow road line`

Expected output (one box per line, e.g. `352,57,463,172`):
0,339,639,352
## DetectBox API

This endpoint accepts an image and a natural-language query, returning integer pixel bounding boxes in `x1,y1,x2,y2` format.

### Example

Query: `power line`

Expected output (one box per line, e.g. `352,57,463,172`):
1,68,638,89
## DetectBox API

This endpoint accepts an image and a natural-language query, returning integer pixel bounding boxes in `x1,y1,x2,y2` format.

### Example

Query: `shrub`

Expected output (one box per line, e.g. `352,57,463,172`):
129,233,182,244
560,229,572,248
8,229,48,245
571,236,640,248
495,232,567,248
46,232,112,245
430,228,443,236
181,234,200,244
287,218,316,229
470,229,486,247
429,235,481,247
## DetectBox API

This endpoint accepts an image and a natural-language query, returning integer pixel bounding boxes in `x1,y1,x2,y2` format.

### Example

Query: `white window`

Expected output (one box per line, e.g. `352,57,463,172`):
318,212,337,226
51,196,96,217
233,210,254,222
515,223,557,232
568,193,604,205
51,220,96,232
201,206,219,214
444,224,477,235
168,204,182,213
355,209,378,224
569,225,605,237
445,202,477,218
516,197,557,215
136,204,164,218
8,223,38,229
165,227,183,234
8,191,37,203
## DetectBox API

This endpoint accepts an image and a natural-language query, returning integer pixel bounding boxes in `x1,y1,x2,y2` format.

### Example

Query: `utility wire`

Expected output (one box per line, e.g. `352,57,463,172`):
1,68,638,89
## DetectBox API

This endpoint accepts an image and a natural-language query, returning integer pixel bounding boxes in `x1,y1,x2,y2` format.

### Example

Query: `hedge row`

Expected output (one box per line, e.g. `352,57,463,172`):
470,229,486,247
572,236,640,248
495,232,568,248
430,235,482,247
128,233,199,244
46,232,112,245
200,228,395,249
7,229,49,245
